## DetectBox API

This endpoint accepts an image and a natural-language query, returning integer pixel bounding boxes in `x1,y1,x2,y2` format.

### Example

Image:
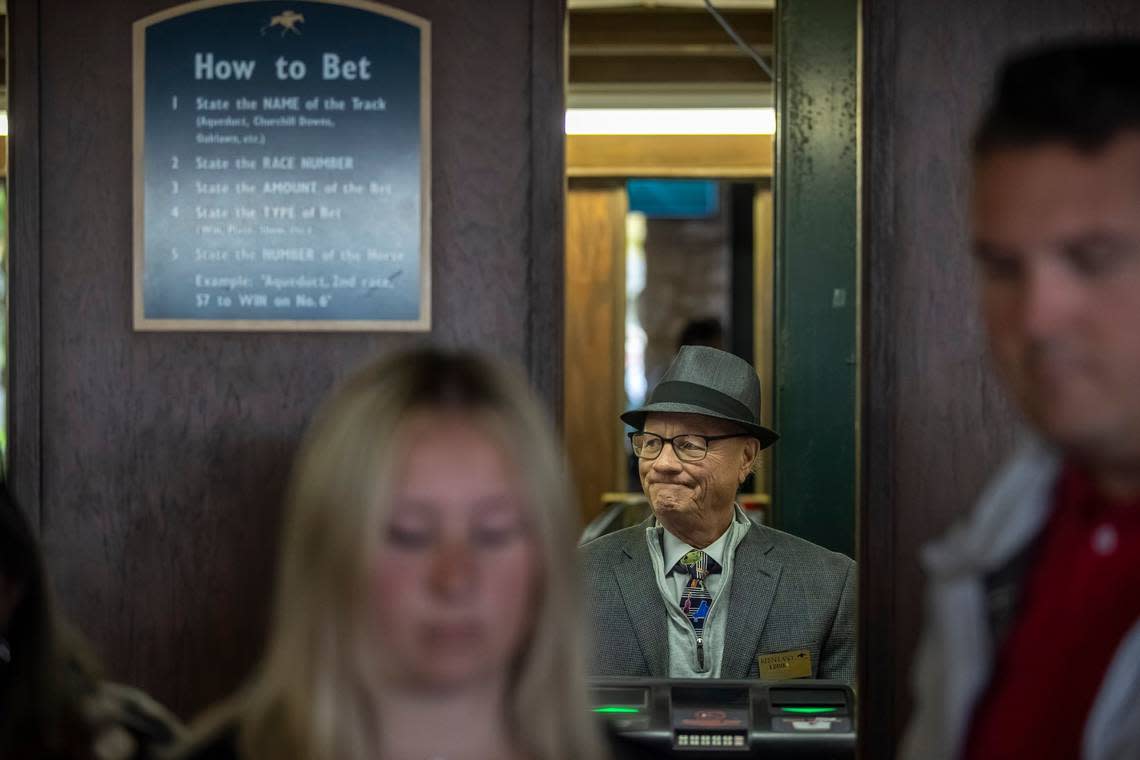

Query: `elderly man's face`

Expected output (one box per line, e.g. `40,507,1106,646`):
639,412,757,536
973,134,1140,463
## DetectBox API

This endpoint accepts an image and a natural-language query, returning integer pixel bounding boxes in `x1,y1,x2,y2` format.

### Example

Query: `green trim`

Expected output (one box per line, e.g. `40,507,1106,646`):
593,706,642,714
781,706,840,714
772,0,859,557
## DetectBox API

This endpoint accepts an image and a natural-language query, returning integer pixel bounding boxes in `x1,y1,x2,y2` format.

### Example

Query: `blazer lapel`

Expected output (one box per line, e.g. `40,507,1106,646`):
721,526,782,678
612,522,669,676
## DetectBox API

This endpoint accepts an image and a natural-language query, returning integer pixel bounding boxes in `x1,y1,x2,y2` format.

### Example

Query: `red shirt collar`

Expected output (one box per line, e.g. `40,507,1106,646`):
1055,460,1140,524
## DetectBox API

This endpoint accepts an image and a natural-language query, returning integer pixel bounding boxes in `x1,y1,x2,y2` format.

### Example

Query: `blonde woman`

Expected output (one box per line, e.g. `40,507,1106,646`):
177,349,622,760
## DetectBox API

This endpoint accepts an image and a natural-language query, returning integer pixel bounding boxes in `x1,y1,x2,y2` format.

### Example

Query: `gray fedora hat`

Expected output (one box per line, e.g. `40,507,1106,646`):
621,345,779,449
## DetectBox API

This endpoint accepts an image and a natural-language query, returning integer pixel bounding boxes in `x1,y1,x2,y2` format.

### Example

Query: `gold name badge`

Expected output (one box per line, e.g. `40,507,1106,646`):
758,649,813,680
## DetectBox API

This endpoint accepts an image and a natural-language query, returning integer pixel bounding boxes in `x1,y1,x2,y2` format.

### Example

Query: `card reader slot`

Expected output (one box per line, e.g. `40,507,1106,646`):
768,687,848,706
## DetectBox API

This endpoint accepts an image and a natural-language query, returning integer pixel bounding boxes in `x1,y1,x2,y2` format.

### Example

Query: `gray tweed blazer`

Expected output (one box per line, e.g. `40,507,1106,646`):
580,518,856,685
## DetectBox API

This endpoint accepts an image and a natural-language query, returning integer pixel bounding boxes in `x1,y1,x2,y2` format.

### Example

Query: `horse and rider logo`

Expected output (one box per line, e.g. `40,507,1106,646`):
261,10,305,36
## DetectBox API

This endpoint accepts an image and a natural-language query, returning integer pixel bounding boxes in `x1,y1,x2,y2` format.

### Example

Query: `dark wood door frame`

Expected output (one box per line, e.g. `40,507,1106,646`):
527,0,568,418
861,3,897,755
7,0,43,528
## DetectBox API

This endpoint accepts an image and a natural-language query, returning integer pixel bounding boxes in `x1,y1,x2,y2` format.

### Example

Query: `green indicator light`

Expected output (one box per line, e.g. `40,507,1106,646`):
593,706,641,714
781,707,839,714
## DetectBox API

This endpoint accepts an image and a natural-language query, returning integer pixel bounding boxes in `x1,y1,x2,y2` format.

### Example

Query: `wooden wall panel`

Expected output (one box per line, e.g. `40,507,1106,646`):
11,0,565,718
863,1,1140,755
564,183,626,524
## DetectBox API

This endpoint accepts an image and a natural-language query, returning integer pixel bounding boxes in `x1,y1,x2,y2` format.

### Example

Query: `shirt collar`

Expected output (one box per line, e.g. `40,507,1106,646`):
659,505,749,577
1056,459,1140,525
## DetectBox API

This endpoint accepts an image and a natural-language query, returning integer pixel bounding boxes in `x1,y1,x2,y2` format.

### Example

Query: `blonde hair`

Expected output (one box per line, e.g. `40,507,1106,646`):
183,348,608,760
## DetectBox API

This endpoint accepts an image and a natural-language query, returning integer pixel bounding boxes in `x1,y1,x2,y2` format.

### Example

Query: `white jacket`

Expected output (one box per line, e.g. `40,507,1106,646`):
899,438,1140,760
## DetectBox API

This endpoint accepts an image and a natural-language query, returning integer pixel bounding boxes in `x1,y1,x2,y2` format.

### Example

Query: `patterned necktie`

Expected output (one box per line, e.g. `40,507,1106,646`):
675,549,722,632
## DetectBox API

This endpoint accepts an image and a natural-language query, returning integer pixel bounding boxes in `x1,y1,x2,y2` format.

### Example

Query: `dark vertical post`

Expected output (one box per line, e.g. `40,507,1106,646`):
729,182,755,366
7,0,43,529
862,0,896,755
527,0,567,422
772,0,859,557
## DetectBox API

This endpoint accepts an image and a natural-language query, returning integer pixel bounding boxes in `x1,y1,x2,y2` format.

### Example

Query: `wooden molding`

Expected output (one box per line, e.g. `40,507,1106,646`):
567,133,772,178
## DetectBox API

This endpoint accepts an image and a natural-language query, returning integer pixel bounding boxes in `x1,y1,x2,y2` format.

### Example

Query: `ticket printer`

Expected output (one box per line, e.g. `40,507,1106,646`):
590,678,855,759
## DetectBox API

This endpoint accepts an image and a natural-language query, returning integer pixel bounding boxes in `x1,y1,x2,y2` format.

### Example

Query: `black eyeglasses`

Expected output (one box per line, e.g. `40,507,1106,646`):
629,431,750,462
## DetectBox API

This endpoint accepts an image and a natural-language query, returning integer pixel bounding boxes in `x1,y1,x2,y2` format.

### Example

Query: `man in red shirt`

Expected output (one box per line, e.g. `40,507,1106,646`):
900,42,1140,760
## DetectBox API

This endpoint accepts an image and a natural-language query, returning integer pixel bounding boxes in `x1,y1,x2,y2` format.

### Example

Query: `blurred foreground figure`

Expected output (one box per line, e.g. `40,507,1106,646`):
0,483,182,759
175,349,618,760
901,41,1140,760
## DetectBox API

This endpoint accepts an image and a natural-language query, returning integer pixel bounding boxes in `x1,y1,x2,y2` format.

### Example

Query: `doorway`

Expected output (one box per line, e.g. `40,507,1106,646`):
563,0,858,559
563,0,775,534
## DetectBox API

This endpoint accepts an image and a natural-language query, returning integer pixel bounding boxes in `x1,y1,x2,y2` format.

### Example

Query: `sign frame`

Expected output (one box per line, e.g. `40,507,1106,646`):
132,0,431,332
